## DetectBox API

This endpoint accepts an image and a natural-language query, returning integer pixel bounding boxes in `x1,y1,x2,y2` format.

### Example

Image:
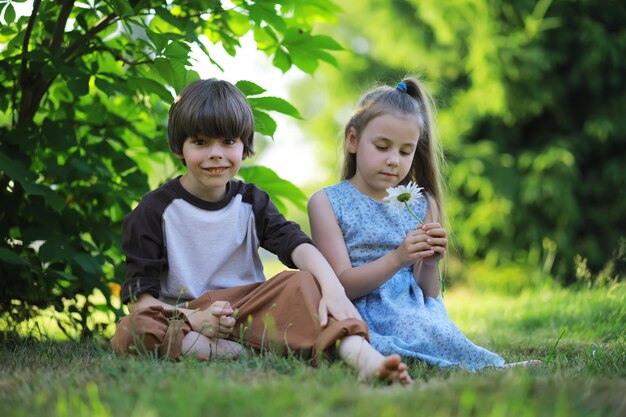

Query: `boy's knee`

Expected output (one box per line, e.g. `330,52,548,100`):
285,271,320,292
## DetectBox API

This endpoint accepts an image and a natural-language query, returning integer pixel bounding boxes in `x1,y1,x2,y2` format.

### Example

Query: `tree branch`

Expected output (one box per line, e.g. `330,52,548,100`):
60,13,117,63
17,0,42,127
49,0,76,52
20,0,42,89
93,46,153,66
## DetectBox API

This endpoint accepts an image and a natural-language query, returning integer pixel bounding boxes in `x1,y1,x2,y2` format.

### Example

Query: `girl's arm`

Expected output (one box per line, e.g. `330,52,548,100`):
308,190,432,300
413,194,447,298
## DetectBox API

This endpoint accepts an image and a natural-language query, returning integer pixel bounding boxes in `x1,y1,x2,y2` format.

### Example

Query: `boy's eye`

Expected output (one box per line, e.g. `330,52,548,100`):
223,139,237,145
193,139,207,145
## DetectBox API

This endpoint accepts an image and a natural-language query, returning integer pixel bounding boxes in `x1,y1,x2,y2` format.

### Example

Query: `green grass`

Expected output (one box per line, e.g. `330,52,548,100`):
1,284,624,417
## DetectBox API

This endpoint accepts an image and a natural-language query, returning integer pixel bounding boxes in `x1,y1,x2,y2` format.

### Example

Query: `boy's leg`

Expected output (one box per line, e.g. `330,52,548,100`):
111,305,191,360
190,272,411,383
187,271,369,360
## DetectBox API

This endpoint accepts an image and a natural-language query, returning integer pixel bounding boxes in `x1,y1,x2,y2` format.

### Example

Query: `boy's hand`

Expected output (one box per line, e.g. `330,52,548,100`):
418,222,447,265
318,291,362,328
188,301,236,339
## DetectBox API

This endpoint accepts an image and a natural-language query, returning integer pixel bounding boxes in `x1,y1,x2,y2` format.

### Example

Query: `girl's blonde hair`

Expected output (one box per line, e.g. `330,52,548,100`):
342,77,445,218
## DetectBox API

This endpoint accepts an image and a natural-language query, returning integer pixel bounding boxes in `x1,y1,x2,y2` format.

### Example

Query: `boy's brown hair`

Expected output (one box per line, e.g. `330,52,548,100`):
168,79,255,159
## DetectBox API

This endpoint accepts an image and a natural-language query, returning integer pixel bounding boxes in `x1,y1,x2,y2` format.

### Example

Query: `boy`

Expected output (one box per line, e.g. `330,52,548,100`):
111,79,411,384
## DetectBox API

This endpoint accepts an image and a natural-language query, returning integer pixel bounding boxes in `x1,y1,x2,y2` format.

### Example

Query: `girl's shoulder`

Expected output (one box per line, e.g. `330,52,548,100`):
324,180,351,192
323,180,353,204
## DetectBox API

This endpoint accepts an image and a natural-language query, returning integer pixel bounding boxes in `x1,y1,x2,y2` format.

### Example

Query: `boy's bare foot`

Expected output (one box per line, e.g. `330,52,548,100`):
361,354,413,385
183,331,242,360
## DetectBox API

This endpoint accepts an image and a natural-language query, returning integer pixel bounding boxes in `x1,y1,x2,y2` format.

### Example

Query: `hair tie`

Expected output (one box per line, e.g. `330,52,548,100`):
396,81,407,93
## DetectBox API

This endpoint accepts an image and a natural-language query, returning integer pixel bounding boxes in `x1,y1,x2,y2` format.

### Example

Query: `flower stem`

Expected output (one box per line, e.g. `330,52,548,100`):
404,202,444,298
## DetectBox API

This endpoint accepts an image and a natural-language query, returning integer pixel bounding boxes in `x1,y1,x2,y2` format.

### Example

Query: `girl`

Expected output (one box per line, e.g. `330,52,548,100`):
309,77,528,370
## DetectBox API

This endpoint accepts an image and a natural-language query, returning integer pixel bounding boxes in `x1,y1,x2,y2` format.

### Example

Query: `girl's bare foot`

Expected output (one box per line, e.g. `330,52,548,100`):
361,354,413,385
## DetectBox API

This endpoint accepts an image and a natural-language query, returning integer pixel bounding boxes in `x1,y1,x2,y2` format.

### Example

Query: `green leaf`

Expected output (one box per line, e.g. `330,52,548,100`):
253,110,277,137
307,34,343,51
226,11,251,36
272,48,291,72
74,253,101,274
39,238,73,263
95,77,116,95
3,3,16,24
236,80,267,96
289,50,319,74
238,166,307,213
254,25,279,49
0,151,65,212
153,58,199,94
130,77,174,101
248,96,302,119
162,41,191,60
0,247,29,267
67,76,90,97
108,0,133,17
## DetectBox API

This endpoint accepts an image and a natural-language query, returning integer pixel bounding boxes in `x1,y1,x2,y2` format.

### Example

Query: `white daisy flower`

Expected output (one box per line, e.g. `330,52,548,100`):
384,181,443,296
383,181,424,211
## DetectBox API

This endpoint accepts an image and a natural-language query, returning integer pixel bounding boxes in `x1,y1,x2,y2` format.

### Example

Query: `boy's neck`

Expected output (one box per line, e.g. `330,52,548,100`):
178,174,229,202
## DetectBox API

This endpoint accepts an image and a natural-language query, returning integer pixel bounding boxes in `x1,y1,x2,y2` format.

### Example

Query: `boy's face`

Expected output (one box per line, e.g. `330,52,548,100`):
176,134,244,201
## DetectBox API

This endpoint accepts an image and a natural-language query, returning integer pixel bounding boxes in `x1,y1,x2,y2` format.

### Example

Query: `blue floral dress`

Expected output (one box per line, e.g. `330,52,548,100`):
325,181,504,370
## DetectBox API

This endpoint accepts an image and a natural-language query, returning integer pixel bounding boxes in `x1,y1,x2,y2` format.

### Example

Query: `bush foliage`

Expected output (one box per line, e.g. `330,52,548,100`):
297,0,626,287
0,0,342,335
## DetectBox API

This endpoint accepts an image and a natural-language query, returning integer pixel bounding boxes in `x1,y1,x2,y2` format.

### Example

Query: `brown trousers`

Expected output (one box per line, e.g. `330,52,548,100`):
111,271,369,362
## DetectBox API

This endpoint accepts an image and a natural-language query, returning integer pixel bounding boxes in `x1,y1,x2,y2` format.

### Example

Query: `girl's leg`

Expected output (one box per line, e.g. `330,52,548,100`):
338,335,412,385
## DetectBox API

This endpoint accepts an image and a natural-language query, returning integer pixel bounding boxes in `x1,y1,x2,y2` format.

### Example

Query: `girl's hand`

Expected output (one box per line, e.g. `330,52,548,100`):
419,222,447,265
394,228,436,268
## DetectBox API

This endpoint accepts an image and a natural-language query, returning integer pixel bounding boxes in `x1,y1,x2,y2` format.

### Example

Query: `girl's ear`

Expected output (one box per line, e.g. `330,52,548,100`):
346,127,358,154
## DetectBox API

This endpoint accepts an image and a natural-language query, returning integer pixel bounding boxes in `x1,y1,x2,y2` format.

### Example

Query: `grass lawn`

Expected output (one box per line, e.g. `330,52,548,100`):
1,283,624,417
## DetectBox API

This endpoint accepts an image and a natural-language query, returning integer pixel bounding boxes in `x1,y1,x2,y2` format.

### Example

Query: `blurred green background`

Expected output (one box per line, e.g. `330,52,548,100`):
289,0,626,292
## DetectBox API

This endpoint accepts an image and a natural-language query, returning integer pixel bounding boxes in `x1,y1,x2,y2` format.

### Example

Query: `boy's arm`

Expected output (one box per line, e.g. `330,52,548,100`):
250,184,359,324
290,243,362,327
120,199,166,304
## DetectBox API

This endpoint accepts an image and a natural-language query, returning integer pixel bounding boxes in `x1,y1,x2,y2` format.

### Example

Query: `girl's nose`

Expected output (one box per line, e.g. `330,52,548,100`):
386,152,399,166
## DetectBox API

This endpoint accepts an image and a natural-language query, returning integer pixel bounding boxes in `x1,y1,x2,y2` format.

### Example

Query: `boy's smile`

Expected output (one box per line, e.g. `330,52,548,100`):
203,166,228,175
176,135,244,201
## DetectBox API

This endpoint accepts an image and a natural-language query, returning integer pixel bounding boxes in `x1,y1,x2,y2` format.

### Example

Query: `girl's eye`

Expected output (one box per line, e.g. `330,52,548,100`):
375,145,388,151
400,151,412,156
224,139,236,145
193,139,206,145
